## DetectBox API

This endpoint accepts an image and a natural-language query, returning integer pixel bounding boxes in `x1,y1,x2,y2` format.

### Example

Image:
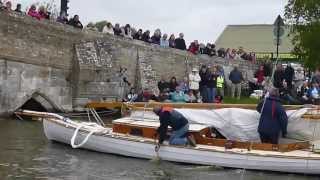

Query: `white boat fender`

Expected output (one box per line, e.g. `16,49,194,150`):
70,123,98,149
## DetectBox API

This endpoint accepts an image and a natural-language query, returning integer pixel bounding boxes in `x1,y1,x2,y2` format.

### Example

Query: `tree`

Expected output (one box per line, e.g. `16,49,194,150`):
284,0,320,70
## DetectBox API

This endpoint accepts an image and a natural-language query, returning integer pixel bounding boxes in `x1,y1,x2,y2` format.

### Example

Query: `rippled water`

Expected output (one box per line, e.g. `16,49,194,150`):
0,118,319,180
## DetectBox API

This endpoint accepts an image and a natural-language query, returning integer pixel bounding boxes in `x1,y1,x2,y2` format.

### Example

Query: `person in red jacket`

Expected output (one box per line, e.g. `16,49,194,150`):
27,5,40,20
188,40,199,55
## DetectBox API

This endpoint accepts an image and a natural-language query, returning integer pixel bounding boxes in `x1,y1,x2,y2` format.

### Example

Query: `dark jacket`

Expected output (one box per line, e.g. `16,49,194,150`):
67,19,83,29
142,32,151,42
158,81,169,93
257,96,288,137
273,70,285,88
207,73,218,88
169,82,178,92
284,66,295,83
133,33,143,40
175,38,186,50
157,109,188,144
113,28,122,36
229,69,243,84
199,70,209,87
151,35,161,45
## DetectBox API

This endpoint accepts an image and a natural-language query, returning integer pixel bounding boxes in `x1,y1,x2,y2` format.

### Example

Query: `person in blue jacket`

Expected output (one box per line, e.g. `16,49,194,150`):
256,88,288,144
153,106,196,147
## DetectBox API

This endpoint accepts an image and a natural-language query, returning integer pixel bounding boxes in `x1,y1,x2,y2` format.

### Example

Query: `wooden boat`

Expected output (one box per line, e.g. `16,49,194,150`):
18,109,320,175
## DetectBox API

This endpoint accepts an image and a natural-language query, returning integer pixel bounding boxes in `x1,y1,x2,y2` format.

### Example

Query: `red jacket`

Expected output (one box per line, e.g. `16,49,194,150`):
188,43,199,55
28,9,40,20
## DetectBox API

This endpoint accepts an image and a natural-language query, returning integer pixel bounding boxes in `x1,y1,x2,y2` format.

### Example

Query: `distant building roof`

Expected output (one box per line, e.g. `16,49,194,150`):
215,24,294,54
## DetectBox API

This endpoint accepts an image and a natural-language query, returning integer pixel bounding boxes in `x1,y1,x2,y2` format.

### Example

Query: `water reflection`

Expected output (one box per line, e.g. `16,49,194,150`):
0,119,318,180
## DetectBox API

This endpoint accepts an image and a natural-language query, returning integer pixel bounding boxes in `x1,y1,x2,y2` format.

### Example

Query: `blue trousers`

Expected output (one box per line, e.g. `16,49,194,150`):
169,124,189,145
207,88,216,103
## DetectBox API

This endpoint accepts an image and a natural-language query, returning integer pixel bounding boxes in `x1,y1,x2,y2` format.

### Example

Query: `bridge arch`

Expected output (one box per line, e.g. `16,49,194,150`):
15,90,62,112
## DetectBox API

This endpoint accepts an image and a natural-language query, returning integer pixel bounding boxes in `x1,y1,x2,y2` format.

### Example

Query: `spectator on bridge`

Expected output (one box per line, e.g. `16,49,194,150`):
199,43,205,54
27,5,40,20
169,77,179,92
14,3,22,14
124,24,132,39
284,63,295,89
175,33,186,50
202,43,215,56
151,29,161,45
3,1,12,11
188,40,199,55
57,11,68,24
229,66,244,99
113,23,121,36
102,22,114,35
217,48,226,58
142,30,151,43
67,15,83,29
133,29,143,40
38,6,50,19
169,34,176,48
273,64,285,89
160,34,169,48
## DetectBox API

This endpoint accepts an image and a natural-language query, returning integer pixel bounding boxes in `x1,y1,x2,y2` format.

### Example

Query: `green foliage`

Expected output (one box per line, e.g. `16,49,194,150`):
87,21,109,32
284,0,320,70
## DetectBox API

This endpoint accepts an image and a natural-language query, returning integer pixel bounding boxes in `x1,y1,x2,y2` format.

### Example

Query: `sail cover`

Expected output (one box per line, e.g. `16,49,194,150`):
130,108,319,142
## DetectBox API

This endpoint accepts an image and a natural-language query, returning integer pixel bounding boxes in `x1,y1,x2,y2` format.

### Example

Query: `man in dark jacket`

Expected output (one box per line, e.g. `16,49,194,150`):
273,64,285,89
154,106,196,147
67,15,83,29
229,66,243,99
174,33,186,50
284,63,295,89
257,88,288,144
158,76,169,93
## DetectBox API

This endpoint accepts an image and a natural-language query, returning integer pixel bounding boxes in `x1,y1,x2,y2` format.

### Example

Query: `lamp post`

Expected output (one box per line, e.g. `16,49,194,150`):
60,0,69,16
273,15,285,60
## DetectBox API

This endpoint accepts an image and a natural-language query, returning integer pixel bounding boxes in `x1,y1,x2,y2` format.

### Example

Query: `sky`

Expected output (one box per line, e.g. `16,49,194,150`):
12,0,288,44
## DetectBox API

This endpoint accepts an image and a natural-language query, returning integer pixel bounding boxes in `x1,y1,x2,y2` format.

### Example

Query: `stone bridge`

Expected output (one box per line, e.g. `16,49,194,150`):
0,11,259,117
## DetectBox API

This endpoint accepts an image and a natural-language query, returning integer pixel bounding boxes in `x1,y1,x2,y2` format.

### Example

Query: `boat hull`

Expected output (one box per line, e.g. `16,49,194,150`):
43,119,320,175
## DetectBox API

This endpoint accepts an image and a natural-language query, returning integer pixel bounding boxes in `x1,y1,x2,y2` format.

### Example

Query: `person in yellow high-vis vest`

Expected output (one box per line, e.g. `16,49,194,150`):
216,75,225,97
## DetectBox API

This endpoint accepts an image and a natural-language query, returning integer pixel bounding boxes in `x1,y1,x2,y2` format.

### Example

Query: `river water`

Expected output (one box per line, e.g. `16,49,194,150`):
0,118,319,180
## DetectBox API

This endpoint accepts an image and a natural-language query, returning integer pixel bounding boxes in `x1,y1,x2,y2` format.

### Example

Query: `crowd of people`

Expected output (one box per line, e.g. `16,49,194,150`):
248,62,320,105
0,0,258,62
0,1,84,29
123,64,248,104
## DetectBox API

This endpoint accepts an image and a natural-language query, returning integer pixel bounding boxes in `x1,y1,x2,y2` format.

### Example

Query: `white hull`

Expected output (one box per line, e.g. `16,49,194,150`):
43,118,320,175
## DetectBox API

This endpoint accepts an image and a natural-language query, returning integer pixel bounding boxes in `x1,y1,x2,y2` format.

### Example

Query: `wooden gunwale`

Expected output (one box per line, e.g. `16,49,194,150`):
45,117,320,160
86,102,304,110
